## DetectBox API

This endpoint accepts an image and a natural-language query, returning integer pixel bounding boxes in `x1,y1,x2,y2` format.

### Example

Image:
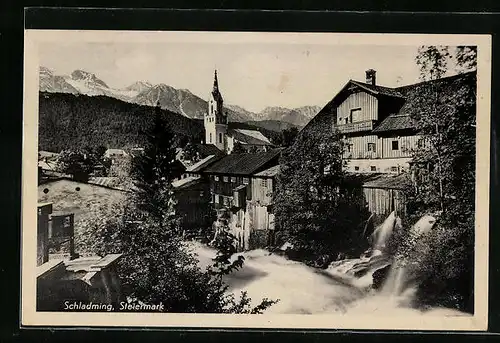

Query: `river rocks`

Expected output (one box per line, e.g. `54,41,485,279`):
372,264,391,290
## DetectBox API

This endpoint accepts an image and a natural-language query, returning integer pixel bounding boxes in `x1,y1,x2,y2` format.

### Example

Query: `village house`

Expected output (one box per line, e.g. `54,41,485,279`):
104,148,128,160
302,69,476,220
175,143,224,179
196,150,281,251
166,70,280,250
37,202,123,311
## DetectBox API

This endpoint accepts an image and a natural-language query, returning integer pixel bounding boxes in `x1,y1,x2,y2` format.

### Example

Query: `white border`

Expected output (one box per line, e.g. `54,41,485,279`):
22,30,491,330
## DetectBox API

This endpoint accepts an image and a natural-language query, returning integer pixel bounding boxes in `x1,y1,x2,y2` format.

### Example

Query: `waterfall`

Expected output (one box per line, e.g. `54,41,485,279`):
372,211,396,250
379,214,437,298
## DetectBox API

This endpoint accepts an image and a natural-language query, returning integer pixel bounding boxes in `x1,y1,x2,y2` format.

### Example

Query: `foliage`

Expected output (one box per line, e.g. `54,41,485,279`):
273,127,300,147
397,45,476,312
80,108,277,313
415,45,477,80
206,215,279,313
80,198,278,313
108,156,134,189
180,141,201,163
231,141,246,154
247,146,259,153
274,119,370,263
130,106,184,224
38,92,204,152
56,148,97,182
455,46,478,73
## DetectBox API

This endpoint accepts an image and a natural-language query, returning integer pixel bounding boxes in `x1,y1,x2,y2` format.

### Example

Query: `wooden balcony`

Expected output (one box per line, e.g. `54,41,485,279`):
336,120,375,134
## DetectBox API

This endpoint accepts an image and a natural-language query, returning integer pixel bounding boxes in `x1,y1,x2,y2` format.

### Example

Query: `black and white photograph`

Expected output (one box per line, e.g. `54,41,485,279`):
22,30,491,330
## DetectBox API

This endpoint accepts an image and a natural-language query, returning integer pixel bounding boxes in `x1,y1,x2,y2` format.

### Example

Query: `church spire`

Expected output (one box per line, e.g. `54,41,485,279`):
213,69,219,91
211,69,223,102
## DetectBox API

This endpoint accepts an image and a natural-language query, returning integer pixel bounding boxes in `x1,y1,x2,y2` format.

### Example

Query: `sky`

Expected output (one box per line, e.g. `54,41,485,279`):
38,34,462,113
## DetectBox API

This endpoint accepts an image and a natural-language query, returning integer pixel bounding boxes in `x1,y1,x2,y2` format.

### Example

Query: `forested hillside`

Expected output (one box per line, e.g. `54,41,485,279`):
38,92,283,152
38,92,205,152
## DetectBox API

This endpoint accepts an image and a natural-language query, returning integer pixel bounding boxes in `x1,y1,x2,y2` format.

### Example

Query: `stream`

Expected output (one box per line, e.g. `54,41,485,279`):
187,211,471,316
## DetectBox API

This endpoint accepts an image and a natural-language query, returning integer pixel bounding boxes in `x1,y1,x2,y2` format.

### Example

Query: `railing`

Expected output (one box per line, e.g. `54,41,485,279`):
336,120,375,134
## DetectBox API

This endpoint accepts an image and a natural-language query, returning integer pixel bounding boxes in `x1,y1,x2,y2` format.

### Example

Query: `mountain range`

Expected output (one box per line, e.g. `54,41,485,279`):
39,67,321,128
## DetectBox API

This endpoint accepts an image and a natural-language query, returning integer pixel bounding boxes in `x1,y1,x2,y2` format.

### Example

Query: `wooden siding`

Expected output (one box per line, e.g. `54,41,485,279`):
251,177,273,205
363,187,407,219
337,120,375,134
381,134,420,159
337,91,378,125
344,134,421,160
343,135,380,159
211,176,249,197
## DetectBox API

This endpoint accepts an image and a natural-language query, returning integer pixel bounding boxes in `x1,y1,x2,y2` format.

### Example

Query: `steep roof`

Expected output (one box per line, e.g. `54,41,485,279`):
201,149,281,175
394,71,476,119
350,80,405,98
254,165,279,177
349,71,476,134
362,173,412,190
172,176,203,190
196,143,223,156
186,154,223,173
229,129,273,146
371,114,417,133
346,172,412,190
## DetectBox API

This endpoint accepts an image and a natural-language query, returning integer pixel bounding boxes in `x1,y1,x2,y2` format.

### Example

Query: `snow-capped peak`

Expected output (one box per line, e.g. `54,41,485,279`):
70,70,109,88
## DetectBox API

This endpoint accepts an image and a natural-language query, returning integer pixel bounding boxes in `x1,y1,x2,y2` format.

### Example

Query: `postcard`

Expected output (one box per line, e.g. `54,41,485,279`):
22,29,491,330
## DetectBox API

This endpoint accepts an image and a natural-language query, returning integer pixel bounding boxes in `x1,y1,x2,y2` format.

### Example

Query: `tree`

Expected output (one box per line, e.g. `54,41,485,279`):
231,141,246,154
280,127,299,147
456,46,477,73
130,104,182,224
247,146,259,153
56,149,96,182
81,103,277,313
180,141,201,163
399,45,477,312
274,120,370,265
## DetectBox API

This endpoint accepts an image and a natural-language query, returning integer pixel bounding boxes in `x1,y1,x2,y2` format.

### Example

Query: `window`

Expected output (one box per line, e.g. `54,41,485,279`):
209,132,212,143
214,194,219,204
367,143,376,152
243,177,249,185
223,176,229,182
231,176,236,183
219,133,223,143
346,144,352,152
392,140,399,150
214,175,219,181
261,179,267,187
349,108,361,123
370,166,376,172
354,166,360,171
391,166,398,172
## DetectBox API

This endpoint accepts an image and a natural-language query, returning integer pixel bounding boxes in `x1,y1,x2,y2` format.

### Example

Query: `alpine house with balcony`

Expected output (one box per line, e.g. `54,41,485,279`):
301,69,476,219
304,69,476,175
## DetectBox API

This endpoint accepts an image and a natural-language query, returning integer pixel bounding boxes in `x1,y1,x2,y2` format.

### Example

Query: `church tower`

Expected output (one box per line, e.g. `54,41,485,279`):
205,70,227,151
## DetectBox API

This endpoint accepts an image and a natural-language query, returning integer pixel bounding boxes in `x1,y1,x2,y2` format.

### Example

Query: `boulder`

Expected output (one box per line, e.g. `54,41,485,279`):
372,264,391,290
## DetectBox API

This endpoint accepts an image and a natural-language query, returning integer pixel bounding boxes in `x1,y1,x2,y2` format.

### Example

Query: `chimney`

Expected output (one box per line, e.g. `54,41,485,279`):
366,69,376,85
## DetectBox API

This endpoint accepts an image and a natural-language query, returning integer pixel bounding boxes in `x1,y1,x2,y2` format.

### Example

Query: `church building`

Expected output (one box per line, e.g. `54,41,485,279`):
204,70,274,154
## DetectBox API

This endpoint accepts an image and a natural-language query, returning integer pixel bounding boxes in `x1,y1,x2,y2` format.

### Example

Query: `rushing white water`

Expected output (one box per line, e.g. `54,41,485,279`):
186,212,469,317
372,211,396,250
